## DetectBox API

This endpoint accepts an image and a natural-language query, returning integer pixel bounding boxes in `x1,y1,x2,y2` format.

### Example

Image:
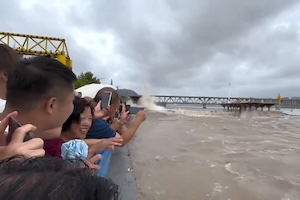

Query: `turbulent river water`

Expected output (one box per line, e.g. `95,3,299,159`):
129,100,300,200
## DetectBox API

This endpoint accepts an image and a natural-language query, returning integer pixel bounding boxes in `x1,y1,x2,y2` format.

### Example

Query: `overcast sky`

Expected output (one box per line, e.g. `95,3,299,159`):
1,0,299,98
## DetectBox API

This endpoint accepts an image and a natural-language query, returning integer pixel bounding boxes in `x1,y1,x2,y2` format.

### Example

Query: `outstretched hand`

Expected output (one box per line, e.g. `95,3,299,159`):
84,154,102,172
135,110,146,124
95,137,123,153
0,111,45,160
119,104,130,125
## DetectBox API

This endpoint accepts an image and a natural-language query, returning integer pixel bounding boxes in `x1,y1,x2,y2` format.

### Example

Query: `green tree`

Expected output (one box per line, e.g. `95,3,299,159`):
74,71,101,89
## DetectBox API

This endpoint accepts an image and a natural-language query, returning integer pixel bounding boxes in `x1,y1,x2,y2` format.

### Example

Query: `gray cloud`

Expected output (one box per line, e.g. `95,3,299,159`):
0,0,299,97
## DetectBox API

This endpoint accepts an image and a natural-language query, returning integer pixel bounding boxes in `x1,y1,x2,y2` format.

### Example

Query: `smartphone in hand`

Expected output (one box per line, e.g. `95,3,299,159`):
119,104,131,113
129,107,144,115
101,92,112,109
7,117,32,143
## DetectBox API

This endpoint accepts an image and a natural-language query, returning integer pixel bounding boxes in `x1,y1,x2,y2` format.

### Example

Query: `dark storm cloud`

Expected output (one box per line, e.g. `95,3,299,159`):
0,0,96,75
80,0,299,96
1,0,299,97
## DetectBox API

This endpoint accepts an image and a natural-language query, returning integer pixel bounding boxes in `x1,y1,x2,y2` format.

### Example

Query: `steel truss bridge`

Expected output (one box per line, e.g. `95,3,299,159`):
151,95,300,108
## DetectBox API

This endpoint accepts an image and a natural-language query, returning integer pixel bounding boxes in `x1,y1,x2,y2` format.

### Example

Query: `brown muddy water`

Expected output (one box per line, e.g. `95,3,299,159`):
129,108,300,200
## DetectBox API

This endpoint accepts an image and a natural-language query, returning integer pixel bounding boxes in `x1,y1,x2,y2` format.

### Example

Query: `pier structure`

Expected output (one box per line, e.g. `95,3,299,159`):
220,102,277,111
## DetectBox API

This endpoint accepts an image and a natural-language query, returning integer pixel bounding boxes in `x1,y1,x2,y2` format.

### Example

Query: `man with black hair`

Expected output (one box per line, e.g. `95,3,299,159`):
0,156,119,200
1,56,77,139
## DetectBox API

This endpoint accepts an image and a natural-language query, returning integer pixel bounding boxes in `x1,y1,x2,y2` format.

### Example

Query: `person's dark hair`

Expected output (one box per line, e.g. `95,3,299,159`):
0,44,20,75
6,56,77,111
62,97,94,132
83,96,97,108
94,87,119,105
0,156,119,200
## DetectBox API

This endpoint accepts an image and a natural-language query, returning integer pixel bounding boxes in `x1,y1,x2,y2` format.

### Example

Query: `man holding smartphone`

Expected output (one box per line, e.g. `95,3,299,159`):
0,111,45,160
1,56,77,140
0,45,45,160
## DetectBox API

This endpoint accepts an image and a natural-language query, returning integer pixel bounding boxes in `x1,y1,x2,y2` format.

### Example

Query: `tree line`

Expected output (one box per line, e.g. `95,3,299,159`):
75,71,101,89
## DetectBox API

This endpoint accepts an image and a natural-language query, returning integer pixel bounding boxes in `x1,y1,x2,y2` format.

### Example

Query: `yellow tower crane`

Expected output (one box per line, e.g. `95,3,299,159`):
0,32,72,69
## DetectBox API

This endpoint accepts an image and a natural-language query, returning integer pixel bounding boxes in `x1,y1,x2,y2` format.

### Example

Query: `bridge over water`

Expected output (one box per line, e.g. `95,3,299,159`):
150,95,300,109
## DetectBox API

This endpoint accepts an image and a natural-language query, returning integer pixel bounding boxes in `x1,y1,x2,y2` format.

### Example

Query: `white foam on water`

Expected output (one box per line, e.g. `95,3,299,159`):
136,84,168,112
258,140,273,144
281,109,300,116
169,155,180,162
170,108,223,118
206,160,217,168
274,176,284,181
210,182,225,198
137,86,223,118
137,95,168,112
223,150,245,155
225,163,240,176
155,155,163,161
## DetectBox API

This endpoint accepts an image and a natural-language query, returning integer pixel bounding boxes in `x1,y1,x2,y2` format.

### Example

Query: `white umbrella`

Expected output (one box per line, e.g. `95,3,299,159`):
75,84,117,98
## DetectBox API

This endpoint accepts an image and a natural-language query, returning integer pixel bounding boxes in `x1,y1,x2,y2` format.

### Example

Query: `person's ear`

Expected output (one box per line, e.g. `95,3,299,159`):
45,97,57,114
0,71,8,82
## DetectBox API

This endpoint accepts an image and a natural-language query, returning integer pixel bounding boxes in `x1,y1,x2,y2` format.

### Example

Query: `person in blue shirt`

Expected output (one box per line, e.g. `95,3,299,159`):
85,87,146,178
87,116,117,139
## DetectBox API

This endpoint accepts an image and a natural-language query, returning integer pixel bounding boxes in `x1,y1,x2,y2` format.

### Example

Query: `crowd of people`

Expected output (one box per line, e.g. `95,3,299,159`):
0,44,146,199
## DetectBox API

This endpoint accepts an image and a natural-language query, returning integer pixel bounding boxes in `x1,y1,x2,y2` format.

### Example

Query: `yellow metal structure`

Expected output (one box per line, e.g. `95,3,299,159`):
277,93,282,101
0,32,72,69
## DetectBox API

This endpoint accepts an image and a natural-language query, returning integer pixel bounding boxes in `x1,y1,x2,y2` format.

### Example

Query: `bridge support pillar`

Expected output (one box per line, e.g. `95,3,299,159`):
203,103,206,109
220,102,277,112
249,104,254,110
